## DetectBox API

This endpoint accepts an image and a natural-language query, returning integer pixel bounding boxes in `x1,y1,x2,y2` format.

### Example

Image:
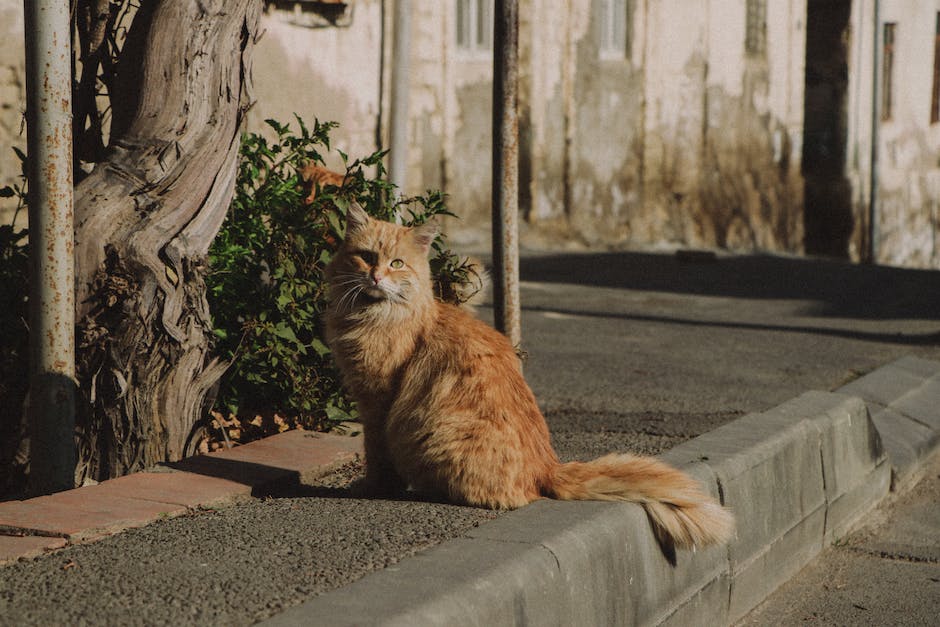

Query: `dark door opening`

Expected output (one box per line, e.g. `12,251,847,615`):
802,0,853,257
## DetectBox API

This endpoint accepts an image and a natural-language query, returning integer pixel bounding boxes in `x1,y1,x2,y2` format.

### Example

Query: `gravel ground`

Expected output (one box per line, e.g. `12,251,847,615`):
0,462,499,626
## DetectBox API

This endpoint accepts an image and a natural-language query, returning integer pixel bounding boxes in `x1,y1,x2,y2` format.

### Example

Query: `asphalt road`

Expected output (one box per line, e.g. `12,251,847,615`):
1,251,938,625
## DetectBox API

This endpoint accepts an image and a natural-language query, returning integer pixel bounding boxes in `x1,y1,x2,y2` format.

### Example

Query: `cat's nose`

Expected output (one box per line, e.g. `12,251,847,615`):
371,271,383,284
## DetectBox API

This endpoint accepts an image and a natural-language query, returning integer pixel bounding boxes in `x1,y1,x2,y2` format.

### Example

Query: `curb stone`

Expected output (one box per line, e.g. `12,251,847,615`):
0,430,362,564
837,355,940,490
262,357,940,627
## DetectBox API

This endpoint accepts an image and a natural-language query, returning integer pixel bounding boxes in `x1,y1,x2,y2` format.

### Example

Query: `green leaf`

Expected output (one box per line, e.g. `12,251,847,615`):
310,338,330,357
326,210,345,238
325,404,353,423
273,323,298,343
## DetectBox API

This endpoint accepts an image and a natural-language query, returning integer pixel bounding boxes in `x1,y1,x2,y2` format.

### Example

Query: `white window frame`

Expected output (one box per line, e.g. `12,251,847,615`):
455,0,494,59
596,0,630,61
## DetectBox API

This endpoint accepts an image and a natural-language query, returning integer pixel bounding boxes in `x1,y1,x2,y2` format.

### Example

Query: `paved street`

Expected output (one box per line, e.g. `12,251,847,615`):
0,250,938,624
520,251,940,457
740,450,940,626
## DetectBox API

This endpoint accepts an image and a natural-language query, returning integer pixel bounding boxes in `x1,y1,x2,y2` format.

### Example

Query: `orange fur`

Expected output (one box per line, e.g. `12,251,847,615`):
300,163,347,205
324,204,735,551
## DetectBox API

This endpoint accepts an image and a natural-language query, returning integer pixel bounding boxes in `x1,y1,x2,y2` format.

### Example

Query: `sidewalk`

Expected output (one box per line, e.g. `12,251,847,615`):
1,357,936,625
0,430,364,558
0,251,938,625
261,357,940,626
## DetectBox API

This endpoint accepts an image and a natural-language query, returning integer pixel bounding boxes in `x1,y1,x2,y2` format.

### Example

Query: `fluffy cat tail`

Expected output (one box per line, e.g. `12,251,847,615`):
547,454,735,554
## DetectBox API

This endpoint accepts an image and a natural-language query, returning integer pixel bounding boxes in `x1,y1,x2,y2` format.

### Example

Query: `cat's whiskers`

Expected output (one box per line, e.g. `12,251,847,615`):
336,284,366,313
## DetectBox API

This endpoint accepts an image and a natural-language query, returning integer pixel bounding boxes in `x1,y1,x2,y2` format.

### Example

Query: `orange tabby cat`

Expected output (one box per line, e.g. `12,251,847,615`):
300,163,347,205
324,203,734,552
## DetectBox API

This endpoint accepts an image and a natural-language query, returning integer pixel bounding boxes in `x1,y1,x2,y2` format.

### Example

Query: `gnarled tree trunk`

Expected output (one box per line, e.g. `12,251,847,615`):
72,0,261,483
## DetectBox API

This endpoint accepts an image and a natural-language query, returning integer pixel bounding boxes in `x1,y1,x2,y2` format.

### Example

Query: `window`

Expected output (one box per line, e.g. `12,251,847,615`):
882,22,896,121
931,13,940,124
745,0,767,56
596,0,632,60
264,1,352,28
456,0,493,55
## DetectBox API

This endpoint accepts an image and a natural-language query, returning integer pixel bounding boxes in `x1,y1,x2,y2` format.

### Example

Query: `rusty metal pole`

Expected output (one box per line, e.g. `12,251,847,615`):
388,0,411,202
492,0,521,346
24,0,76,494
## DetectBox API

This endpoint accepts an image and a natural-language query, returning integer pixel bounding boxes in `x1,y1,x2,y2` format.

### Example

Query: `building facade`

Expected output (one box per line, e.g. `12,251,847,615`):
2,0,939,268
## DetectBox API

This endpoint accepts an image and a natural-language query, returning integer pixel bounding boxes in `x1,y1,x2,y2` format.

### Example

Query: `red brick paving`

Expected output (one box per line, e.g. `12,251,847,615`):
0,535,67,565
0,429,363,565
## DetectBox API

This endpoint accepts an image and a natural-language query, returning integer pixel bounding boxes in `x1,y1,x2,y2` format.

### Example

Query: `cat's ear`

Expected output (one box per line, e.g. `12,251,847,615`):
345,201,370,234
410,222,438,255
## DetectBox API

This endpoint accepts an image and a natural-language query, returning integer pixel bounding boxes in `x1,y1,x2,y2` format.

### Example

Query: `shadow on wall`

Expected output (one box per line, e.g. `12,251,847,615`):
517,251,940,322
802,0,854,258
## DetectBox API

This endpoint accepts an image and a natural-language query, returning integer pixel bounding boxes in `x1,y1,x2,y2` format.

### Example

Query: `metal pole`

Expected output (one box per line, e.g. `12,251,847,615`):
867,0,880,264
492,0,521,346
24,0,76,494
388,0,411,197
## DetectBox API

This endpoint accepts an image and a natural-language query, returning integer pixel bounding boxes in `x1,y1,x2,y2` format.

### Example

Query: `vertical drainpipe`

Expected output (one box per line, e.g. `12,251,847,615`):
24,0,77,494
388,0,411,204
493,0,521,347
375,0,387,157
868,0,880,264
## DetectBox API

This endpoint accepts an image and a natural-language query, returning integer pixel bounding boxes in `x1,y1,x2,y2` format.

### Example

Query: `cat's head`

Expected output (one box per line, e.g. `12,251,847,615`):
327,202,437,309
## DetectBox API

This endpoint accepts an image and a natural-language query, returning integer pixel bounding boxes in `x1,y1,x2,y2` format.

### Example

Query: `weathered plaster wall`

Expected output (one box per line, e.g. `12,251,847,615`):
434,2,494,246
516,0,805,253
695,0,805,252
874,0,939,268
518,0,569,233
845,0,940,269
3,0,935,267
0,0,25,226
247,0,384,172
568,1,643,246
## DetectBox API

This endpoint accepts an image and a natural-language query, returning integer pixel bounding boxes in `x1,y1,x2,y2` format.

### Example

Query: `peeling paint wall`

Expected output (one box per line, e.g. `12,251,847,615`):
846,0,940,269
433,2,494,246
694,0,805,252
2,0,937,268
514,0,806,253
247,1,384,171
0,1,25,227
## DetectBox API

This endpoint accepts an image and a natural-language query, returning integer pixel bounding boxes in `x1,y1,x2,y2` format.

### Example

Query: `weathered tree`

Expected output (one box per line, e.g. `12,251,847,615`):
68,0,262,483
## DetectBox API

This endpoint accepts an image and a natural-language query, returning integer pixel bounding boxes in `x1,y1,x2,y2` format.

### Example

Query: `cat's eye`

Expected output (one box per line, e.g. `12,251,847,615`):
352,250,378,265
390,259,404,269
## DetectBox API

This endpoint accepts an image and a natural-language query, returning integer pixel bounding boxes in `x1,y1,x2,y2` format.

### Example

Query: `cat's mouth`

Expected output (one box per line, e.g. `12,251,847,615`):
363,284,394,301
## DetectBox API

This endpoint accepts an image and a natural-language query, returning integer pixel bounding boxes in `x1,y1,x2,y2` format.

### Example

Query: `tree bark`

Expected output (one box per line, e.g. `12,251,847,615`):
72,0,261,483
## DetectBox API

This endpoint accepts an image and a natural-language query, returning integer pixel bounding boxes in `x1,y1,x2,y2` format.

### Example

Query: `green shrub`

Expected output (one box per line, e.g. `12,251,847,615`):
206,117,479,433
0,117,480,460
0,149,29,491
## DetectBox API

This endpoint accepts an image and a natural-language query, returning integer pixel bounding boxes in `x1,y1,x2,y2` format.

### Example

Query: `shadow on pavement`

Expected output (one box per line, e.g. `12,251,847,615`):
520,304,940,346
168,455,446,504
518,252,940,320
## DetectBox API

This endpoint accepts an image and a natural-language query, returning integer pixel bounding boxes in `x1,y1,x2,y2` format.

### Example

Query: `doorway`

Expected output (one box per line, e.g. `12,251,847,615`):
802,0,853,257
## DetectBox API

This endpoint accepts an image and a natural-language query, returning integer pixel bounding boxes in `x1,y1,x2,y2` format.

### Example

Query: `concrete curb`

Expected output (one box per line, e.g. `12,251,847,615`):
0,430,363,564
837,355,940,490
261,357,940,627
